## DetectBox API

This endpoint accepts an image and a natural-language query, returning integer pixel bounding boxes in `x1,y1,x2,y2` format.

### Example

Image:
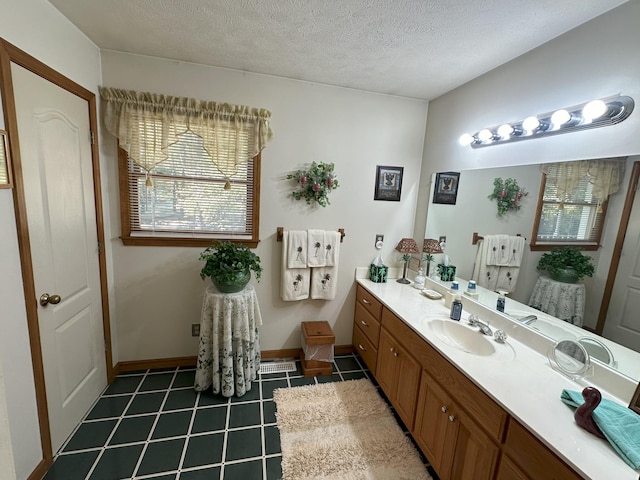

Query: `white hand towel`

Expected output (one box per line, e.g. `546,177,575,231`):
310,231,340,300
287,230,307,268
496,267,519,293
472,240,500,291
323,231,340,266
307,229,326,267
310,266,338,300
506,236,525,267
484,234,511,266
281,232,310,301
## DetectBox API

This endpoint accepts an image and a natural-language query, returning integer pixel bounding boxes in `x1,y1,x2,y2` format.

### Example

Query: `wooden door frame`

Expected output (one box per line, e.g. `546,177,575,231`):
0,38,114,474
595,161,640,334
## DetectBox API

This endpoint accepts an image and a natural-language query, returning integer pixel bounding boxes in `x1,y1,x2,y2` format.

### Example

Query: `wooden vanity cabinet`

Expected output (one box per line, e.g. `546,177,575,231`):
414,371,500,480
353,283,586,480
352,285,382,373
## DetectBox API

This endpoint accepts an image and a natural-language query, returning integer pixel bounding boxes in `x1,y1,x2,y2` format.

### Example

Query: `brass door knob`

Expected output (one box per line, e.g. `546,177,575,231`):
40,293,61,306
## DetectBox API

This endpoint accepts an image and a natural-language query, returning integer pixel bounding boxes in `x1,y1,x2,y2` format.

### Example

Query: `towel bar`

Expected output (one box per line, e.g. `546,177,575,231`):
472,232,524,245
276,227,345,243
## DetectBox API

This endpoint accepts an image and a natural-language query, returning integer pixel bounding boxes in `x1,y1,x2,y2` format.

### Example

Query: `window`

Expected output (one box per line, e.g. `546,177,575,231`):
119,131,260,247
101,86,272,248
531,168,606,251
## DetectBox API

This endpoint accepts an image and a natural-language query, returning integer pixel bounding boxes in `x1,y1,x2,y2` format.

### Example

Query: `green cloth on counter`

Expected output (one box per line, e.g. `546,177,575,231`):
561,389,640,469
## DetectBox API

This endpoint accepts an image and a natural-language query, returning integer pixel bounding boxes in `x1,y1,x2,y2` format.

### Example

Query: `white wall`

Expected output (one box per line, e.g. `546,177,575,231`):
0,0,105,478
414,1,640,331
100,51,429,360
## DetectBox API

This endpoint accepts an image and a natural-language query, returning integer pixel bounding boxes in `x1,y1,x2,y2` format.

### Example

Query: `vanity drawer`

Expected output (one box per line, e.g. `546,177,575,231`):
353,323,378,374
354,302,381,345
504,419,582,480
356,284,382,320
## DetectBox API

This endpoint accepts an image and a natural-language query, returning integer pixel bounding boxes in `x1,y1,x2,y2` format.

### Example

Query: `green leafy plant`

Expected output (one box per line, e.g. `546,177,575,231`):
488,177,528,216
536,246,594,282
199,241,262,283
287,161,339,207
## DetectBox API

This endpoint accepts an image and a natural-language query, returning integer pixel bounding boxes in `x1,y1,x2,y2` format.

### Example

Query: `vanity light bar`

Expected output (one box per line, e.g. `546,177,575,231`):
459,95,635,148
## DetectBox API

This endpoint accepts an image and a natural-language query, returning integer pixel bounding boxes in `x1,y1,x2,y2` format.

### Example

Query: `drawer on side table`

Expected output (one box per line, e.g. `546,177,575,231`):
353,323,378,374
356,284,382,320
354,302,381,345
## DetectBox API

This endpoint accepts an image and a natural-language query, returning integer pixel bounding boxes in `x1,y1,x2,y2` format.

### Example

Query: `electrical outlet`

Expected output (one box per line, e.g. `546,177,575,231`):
439,235,447,244
375,234,384,249
191,324,200,337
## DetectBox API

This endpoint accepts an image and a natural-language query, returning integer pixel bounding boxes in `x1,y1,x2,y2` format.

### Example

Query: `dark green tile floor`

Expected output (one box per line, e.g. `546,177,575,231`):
43,354,438,480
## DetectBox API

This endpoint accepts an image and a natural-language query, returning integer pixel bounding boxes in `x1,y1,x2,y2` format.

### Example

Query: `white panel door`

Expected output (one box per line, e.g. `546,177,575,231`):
603,182,640,351
11,63,106,453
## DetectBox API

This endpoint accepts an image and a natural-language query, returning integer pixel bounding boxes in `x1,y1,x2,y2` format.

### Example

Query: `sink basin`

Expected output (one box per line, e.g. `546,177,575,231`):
428,319,496,356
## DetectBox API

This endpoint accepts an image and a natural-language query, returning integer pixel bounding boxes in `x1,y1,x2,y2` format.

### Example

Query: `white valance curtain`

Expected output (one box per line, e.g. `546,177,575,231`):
99,87,273,180
540,158,626,204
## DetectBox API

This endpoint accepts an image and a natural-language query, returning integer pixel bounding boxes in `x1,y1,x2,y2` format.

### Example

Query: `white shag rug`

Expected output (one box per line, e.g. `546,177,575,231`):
273,379,432,480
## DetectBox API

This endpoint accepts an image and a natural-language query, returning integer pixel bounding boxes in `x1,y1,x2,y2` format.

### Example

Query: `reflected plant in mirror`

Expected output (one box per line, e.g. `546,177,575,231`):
487,177,528,216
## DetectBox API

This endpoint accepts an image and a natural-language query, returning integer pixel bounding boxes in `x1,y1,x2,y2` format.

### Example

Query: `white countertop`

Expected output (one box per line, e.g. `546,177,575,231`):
356,276,640,480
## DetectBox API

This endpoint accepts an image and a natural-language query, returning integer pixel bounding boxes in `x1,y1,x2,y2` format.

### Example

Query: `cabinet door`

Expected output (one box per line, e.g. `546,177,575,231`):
414,372,499,480
377,328,421,429
495,456,530,480
393,341,421,429
449,406,500,480
376,328,399,399
414,373,456,478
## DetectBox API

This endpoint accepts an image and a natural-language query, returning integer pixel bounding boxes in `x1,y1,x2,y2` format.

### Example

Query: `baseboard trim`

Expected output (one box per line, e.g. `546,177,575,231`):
117,356,198,372
27,458,49,480
115,345,355,372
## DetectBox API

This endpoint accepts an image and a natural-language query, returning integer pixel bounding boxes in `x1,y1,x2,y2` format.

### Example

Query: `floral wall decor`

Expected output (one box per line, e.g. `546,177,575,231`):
488,177,528,216
287,161,339,207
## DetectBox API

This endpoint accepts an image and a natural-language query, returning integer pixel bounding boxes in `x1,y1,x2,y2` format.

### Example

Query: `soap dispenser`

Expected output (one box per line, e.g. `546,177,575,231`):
450,294,463,321
497,291,507,312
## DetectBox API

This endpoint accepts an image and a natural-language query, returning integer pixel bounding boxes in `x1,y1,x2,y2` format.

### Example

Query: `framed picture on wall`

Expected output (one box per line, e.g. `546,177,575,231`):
374,165,404,201
433,171,460,205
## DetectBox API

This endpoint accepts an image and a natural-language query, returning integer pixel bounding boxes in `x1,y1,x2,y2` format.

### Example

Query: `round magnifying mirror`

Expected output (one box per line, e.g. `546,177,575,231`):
578,337,617,368
547,339,592,379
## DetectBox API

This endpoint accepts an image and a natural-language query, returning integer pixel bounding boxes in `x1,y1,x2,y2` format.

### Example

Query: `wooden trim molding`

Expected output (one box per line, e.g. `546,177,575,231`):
595,161,640,334
0,37,114,468
115,346,356,373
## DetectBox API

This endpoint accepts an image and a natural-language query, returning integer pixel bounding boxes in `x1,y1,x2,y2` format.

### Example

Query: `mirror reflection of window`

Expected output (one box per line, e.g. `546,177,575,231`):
0,130,11,188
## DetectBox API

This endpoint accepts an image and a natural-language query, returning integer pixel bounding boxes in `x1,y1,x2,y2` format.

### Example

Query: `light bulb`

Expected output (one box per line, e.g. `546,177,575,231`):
458,133,474,146
583,100,607,121
497,124,514,138
522,116,540,132
478,129,494,142
551,109,571,128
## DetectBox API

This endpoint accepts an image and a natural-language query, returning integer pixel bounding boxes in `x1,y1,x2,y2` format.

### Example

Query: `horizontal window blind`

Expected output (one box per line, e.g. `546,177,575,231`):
535,168,605,245
126,130,254,237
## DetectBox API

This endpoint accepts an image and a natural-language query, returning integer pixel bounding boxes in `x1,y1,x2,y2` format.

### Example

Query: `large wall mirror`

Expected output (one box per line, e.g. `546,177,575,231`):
0,130,11,188
424,156,640,383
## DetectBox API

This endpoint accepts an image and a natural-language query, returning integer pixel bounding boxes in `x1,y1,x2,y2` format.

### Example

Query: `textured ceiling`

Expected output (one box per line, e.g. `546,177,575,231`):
49,0,628,100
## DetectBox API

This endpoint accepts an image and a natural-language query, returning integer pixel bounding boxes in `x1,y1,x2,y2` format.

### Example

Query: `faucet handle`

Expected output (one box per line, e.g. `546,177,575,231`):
468,314,479,325
494,329,508,343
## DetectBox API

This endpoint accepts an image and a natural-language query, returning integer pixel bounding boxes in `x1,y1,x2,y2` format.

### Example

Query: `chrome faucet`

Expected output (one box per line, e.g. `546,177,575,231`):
468,314,493,336
519,315,537,325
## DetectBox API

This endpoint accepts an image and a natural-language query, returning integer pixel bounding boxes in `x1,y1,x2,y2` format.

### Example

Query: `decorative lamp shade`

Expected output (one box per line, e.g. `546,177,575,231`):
423,238,444,254
395,238,419,254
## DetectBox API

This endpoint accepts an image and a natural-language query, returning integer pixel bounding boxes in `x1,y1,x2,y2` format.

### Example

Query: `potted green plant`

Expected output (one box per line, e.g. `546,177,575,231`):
536,246,595,283
199,241,262,293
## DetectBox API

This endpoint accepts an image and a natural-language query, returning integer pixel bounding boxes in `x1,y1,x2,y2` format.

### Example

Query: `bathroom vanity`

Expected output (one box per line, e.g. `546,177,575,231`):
352,277,639,480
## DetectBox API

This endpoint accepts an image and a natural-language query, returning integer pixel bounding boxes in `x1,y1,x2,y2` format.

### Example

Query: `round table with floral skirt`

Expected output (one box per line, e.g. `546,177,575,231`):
528,276,585,327
194,284,262,397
